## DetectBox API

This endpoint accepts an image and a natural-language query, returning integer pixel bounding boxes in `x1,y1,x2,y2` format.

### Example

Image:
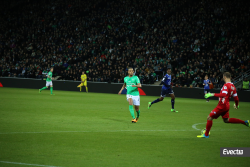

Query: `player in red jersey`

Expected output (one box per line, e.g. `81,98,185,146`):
197,72,249,138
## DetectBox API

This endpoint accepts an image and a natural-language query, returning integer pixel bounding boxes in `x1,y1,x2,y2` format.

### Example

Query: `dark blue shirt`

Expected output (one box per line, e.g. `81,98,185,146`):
203,79,210,89
161,74,171,89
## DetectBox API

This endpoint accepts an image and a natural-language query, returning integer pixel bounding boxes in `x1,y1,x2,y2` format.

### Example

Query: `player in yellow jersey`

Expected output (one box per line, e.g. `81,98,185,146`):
77,71,88,92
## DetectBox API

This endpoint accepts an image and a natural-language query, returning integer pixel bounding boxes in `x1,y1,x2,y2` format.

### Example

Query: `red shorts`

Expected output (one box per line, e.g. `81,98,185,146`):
209,106,229,119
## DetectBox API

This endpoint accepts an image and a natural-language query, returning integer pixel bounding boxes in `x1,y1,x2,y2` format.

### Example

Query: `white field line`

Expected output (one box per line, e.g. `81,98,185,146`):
0,161,61,167
0,129,193,134
192,122,207,130
191,122,250,131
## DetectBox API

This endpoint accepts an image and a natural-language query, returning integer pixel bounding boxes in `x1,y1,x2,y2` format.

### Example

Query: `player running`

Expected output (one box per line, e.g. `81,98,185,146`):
197,72,249,138
77,71,88,92
203,75,212,102
39,67,55,95
118,67,142,123
148,67,178,112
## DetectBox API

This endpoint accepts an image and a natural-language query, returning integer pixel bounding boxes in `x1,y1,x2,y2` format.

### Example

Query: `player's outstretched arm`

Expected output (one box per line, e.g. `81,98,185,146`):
132,83,142,88
118,83,126,94
48,76,54,80
160,81,168,87
204,92,227,98
204,93,214,98
213,93,227,98
159,76,166,86
233,93,239,109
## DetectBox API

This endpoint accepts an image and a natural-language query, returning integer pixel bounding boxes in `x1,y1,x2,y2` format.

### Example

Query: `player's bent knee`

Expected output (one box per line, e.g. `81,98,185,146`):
223,118,229,123
207,116,213,120
170,94,175,99
135,106,139,111
128,100,133,106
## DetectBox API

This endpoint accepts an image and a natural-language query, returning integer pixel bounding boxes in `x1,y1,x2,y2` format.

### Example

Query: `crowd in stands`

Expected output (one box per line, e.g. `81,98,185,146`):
0,0,250,88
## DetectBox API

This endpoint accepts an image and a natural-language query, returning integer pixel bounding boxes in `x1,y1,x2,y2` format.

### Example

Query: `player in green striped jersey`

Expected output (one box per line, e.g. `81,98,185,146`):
118,67,142,123
39,67,55,95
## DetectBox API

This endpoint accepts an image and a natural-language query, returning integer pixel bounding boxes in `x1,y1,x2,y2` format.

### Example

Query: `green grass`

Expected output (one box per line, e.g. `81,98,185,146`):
0,87,250,167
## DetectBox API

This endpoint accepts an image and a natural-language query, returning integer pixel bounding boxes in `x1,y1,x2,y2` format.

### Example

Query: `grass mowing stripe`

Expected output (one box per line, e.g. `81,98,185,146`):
1,88,250,167
1,129,249,135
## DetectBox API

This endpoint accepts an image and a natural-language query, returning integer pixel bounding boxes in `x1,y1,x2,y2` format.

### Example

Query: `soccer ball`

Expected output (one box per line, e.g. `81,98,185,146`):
201,128,211,135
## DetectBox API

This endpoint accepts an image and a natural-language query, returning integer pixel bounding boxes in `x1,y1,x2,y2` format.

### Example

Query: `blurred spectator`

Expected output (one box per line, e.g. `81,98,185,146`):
242,78,249,90
0,0,249,88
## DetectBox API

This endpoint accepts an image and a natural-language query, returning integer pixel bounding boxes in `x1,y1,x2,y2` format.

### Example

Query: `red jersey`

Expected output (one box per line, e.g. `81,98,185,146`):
214,82,239,108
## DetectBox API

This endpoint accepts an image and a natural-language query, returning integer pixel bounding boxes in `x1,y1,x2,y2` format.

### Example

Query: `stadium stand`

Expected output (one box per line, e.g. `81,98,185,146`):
0,0,250,87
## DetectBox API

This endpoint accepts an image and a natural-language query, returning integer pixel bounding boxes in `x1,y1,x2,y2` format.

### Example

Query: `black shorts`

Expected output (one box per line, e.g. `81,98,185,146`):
161,88,174,97
204,89,210,94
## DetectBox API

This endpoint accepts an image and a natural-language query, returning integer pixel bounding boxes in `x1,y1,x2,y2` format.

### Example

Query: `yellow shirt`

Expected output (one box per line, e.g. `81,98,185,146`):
81,74,87,83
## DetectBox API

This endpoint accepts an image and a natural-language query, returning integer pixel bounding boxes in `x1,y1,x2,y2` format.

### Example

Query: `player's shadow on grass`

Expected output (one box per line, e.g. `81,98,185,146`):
103,117,129,123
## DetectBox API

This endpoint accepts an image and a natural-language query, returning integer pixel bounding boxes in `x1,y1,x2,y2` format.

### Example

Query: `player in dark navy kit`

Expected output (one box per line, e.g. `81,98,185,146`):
203,75,212,102
148,68,178,112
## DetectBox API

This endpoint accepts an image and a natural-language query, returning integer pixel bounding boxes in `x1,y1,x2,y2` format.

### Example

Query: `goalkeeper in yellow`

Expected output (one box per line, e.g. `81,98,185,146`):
77,71,88,92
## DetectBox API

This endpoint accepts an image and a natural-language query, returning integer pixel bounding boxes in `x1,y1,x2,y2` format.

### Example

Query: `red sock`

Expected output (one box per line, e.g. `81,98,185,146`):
228,118,245,124
205,120,213,136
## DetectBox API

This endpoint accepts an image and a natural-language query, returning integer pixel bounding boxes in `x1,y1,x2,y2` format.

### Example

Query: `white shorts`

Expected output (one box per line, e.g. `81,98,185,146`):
126,95,140,106
46,81,53,87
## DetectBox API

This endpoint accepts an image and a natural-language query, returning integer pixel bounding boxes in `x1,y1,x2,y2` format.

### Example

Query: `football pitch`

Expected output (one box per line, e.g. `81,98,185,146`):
0,87,250,167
